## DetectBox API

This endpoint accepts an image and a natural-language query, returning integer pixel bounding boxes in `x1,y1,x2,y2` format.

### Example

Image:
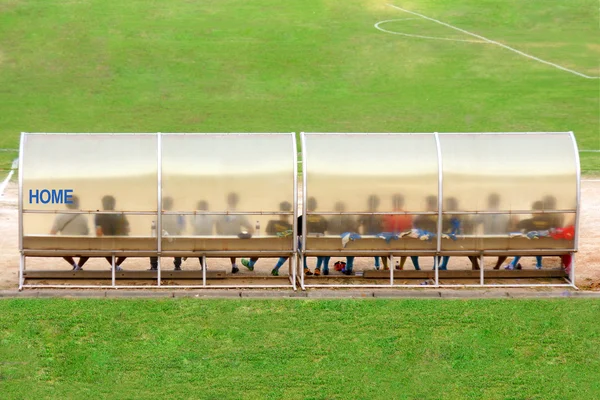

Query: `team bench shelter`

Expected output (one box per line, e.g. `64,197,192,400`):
18,132,580,290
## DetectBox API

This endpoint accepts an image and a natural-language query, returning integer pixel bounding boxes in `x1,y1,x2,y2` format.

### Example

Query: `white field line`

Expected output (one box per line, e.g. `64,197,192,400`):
387,4,600,79
375,19,486,43
579,150,600,152
0,158,18,198
0,169,14,198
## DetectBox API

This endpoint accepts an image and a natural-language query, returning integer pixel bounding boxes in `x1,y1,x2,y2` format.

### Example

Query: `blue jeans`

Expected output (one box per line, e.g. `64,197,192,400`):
510,256,542,267
408,256,421,271
316,256,330,271
408,256,448,270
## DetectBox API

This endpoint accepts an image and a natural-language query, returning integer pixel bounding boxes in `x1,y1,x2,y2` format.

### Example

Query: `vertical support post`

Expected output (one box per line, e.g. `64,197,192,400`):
569,252,576,288
291,132,298,290
300,132,308,290
300,254,305,290
19,253,24,291
18,133,25,290
434,255,439,287
157,257,161,287
434,132,443,288
389,254,394,286
479,253,484,286
569,132,579,290
157,132,162,287
202,255,207,287
291,254,297,291
111,254,116,287
569,132,580,253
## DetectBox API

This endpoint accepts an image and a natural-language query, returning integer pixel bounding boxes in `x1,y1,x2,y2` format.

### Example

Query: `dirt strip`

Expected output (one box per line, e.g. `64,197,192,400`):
1,288,599,299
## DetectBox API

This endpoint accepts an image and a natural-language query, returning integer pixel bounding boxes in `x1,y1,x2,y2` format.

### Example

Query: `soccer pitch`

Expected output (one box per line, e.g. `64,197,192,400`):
1,3,599,398
0,0,598,172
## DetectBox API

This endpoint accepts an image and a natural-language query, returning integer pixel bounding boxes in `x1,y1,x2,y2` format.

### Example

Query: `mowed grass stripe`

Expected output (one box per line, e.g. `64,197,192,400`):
1,299,599,399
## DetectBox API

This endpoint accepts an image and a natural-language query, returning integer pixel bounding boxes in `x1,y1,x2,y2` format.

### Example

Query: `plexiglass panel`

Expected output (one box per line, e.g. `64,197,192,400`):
22,134,158,212
304,134,439,213
306,214,438,251
161,134,294,213
440,212,576,251
439,134,577,213
161,214,294,237
162,213,294,252
24,213,157,237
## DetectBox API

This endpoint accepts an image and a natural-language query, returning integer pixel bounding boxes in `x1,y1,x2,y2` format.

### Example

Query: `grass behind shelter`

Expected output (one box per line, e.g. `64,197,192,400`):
0,0,598,172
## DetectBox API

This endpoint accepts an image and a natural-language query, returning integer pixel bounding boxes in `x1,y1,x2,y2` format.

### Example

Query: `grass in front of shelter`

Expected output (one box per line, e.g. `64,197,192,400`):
1,298,599,399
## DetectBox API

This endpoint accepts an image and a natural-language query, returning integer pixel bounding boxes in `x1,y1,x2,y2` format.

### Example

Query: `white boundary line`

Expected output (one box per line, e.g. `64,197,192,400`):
387,4,600,79
0,170,14,198
375,19,486,43
0,158,18,198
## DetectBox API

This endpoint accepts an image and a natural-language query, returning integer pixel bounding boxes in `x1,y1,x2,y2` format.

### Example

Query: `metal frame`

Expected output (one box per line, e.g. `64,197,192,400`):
157,132,162,286
19,132,298,290
300,132,308,290
568,131,581,287
571,131,581,254
291,132,298,290
162,211,295,215
300,132,579,290
18,132,25,290
21,209,575,216
435,132,442,287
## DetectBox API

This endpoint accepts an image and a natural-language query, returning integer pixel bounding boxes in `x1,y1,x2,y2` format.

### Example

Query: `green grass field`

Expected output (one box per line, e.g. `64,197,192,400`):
0,0,598,173
1,2,599,396
1,299,599,399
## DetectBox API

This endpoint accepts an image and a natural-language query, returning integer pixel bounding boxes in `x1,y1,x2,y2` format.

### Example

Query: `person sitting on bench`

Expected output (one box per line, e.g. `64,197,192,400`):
189,200,214,268
50,195,89,271
215,192,254,274
149,196,185,271
95,195,129,271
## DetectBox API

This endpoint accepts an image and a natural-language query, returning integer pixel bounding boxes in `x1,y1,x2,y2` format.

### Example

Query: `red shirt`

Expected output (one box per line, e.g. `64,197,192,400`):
383,212,413,233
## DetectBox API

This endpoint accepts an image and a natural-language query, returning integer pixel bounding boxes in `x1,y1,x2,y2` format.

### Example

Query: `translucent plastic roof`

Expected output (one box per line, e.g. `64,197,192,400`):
302,132,579,252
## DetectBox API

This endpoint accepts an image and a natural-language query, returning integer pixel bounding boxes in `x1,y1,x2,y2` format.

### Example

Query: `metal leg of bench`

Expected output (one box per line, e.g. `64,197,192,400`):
569,252,577,289
157,256,161,287
434,255,439,287
480,253,484,286
202,255,207,288
111,254,116,288
299,253,306,291
292,255,297,291
290,254,298,291
389,255,394,286
19,253,24,291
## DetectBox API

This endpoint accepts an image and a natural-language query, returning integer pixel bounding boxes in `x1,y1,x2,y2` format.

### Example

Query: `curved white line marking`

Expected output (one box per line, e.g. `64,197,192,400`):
375,19,487,43
387,4,600,79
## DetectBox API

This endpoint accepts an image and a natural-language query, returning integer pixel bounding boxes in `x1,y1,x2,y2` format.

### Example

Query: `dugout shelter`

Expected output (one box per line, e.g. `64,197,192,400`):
17,131,580,290
300,132,580,289
18,133,298,289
